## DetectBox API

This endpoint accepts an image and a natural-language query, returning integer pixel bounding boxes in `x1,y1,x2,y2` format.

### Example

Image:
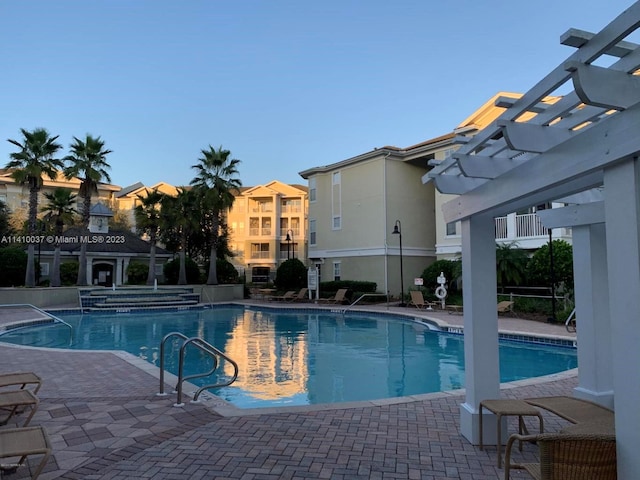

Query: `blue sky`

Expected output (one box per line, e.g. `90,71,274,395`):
1,1,635,189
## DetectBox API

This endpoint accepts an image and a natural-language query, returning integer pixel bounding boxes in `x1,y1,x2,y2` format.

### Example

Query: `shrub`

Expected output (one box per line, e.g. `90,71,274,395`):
126,262,148,285
0,247,27,286
60,261,79,286
526,240,574,289
274,258,307,291
203,259,240,284
318,280,378,301
163,257,201,284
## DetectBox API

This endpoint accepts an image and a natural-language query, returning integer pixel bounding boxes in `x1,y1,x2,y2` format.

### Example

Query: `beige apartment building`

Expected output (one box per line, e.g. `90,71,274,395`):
226,181,308,283
299,92,570,300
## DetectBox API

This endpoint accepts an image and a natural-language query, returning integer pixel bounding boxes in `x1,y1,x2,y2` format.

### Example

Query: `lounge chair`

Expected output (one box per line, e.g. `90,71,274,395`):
0,390,39,427
504,432,617,480
409,291,434,310
524,396,614,426
497,300,514,314
291,288,309,302
319,288,349,304
270,290,296,302
0,426,52,480
0,372,42,394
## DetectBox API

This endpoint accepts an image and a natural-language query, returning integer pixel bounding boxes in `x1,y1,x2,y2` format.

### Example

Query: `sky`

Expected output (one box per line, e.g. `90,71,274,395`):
1,0,636,190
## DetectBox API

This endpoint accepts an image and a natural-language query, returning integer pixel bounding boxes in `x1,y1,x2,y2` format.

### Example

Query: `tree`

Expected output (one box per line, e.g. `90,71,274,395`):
275,258,307,290
0,247,28,286
160,187,199,285
63,134,112,285
5,128,64,287
0,199,12,237
134,188,164,285
496,242,529,292
421,259,461,294
190,145,241,285
41,188,78,287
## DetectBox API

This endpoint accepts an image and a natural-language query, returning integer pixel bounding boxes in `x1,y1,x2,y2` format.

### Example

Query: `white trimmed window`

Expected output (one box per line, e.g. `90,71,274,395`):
332,171,341,230
333,261,341,281
309,219,316,246
309,177,316,202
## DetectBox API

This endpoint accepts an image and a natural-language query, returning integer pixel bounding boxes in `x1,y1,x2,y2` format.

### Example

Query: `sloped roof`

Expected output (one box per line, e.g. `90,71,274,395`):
41,227,171,256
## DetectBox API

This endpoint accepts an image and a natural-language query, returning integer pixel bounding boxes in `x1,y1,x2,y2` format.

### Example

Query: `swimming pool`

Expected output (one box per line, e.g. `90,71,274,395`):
0,306,577,408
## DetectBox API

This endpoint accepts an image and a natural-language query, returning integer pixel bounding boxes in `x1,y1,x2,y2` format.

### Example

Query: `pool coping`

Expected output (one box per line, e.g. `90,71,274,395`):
1,301,579,418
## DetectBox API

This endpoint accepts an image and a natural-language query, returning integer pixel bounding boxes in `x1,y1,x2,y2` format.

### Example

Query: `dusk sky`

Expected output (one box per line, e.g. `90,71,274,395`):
1,1,635,189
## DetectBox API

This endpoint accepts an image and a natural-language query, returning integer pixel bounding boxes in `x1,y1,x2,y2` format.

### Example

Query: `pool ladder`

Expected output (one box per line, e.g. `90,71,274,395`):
157,332,239,407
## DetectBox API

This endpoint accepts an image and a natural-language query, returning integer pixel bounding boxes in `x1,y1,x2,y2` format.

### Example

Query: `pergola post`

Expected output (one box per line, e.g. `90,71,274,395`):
571,223,614,407
459,214,500,444
603,158,640,479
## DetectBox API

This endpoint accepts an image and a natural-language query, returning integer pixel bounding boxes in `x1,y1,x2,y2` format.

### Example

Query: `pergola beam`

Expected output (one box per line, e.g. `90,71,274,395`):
568,62,640,110
536,201,605,228
499,121,576,153
441,101,640,222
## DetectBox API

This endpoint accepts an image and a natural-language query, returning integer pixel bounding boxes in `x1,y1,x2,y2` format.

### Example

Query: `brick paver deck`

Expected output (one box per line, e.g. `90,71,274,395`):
0,302,578,479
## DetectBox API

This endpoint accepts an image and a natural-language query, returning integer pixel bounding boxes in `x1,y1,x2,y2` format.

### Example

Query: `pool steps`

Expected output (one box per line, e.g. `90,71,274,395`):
78,287,200,311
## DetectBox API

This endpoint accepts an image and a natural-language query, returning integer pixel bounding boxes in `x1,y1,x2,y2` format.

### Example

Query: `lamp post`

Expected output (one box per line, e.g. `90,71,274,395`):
285,229,294,260
392,220,405,307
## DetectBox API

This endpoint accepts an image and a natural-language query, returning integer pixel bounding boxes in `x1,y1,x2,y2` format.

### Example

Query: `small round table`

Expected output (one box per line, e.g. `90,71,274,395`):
479,399,544,468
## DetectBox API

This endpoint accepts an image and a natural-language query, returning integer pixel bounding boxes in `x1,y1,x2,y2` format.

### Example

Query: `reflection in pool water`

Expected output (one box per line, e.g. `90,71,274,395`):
0,306,577,408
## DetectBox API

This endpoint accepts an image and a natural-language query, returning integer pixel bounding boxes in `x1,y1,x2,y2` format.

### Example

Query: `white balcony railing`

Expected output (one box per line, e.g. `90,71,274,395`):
279,228,301,237
250,251,271,259
494,213,548,241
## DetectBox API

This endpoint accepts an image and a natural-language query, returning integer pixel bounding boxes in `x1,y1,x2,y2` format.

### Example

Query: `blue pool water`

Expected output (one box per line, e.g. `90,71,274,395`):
0,306,577,408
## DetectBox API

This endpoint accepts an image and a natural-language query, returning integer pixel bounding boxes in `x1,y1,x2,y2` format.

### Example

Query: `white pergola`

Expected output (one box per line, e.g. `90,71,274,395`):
425,3,640,477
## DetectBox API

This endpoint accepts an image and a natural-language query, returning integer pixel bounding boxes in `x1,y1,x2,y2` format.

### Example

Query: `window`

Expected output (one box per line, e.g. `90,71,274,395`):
309,177,316,202
446,222,458,236
40,262,50,276
309,219,316,246
332,171,341,230
333,261,341,281
155,264,164,276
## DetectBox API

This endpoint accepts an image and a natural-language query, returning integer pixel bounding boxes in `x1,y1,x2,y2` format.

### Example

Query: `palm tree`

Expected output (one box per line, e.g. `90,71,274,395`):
496,242,529,292
41,188,78,287
190,145,241,285
63,135,112,285
160,187,199,285
5,128,64,287
134,188,164,285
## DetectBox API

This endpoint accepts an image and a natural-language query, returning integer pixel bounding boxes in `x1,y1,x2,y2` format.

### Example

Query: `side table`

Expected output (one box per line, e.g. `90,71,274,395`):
479,399,544,468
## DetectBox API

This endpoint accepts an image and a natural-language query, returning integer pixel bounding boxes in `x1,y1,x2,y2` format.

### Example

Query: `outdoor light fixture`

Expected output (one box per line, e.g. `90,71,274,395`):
392,220,405,307
285,229,295,259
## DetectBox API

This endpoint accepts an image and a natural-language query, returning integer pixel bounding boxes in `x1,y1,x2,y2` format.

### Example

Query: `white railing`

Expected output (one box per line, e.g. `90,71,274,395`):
516,213,547,238
250,251,271,259
494,213,548,240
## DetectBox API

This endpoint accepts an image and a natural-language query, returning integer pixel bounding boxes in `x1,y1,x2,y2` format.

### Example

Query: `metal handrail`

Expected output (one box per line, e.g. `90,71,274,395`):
157,331,239,406
177,337,239,405
0,304,73,345
339,293,388,313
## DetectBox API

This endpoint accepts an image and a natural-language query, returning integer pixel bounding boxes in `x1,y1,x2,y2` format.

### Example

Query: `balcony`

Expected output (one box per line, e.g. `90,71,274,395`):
495,213,547,240
250,251,271,259
279,228,301,237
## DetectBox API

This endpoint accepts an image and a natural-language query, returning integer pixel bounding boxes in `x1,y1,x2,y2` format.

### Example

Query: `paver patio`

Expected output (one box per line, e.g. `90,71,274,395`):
0,303,578,479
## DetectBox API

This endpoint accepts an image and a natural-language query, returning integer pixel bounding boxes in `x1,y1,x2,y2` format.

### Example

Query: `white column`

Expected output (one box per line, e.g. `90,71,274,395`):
603,158,640,479
505,213,517,240
571,224,614,407
115,258,123,286
459,214,500,444
123,258,130,285
86,257,94,285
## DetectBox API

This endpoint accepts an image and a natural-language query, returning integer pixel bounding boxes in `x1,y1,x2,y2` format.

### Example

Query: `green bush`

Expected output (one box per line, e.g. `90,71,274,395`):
163,257,201,284
275,258,307,291
202,259,240,284
526,240,574,289
0,247,27,286
126,262,148,285
60,261,79,286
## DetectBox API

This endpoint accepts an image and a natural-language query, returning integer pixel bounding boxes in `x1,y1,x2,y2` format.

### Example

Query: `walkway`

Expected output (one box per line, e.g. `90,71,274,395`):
0,302,578,479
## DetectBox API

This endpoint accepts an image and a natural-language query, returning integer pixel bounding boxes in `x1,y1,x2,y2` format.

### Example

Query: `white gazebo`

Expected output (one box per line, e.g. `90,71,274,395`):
426,3,640,477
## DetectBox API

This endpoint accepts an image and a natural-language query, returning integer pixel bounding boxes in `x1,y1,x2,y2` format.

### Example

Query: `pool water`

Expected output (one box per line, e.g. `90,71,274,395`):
0,306,577,408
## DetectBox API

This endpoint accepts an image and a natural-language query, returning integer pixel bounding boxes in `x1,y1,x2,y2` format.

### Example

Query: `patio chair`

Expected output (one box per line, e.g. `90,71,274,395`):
270,290,296,302
0,372,42,394
0,390,39,427
0,426,52,480
497,301,514,314
290,288,309,302
319,288,349,304
504,432,616,480
409,291,434,310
